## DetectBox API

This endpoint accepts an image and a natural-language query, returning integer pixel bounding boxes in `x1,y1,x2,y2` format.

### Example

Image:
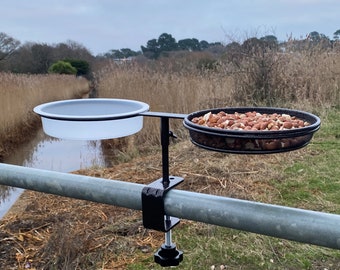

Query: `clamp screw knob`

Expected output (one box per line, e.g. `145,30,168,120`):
154,243,183,267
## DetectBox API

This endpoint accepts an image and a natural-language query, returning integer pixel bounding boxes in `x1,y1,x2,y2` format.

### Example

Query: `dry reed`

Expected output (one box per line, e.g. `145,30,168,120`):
0,73,89,158
275,50,340,111
95,50,340,150
96,63,237,151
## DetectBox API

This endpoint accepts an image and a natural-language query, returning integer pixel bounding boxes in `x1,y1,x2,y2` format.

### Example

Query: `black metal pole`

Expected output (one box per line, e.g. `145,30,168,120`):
161,117,170,186
152,116,183,266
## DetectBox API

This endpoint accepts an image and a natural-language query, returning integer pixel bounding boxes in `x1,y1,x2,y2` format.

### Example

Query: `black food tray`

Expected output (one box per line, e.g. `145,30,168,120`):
183,107,321,154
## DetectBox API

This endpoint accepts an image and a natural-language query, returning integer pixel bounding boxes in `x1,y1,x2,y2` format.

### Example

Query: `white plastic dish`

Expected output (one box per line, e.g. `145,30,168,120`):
33,98,150,140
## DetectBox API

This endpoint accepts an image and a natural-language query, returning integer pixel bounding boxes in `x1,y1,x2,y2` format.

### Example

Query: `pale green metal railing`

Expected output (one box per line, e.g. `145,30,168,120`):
1,162,340,250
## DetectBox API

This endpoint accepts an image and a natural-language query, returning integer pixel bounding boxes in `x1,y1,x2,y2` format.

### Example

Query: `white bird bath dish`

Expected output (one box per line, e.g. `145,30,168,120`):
33,98,150,140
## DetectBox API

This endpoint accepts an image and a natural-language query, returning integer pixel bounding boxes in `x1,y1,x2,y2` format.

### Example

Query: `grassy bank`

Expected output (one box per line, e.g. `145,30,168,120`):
0,73,89,160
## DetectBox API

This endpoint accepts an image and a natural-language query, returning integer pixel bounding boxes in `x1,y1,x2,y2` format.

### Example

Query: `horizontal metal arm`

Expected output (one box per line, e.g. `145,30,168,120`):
139,111,188,119
1,163,340,250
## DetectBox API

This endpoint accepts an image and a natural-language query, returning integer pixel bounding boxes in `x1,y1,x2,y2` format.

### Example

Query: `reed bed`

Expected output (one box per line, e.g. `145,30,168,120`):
270,51,340,110
96,64,234,150
95,50,340,151
0,73,89,159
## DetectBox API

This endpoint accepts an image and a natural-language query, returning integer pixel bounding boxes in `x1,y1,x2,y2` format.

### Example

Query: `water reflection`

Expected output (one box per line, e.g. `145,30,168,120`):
0,129,107,218
0,187,24,218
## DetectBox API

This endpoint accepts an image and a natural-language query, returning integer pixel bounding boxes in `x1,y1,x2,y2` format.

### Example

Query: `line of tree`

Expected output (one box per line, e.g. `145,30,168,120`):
102,33,222,60
103,30,340,60
1,29,340,75
0,33,94,77
140,33,222,59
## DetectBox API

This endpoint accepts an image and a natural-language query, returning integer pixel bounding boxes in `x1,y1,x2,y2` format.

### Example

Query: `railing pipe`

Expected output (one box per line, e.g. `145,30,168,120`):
0,163,143,211
1,163,340,250
165,190,340,249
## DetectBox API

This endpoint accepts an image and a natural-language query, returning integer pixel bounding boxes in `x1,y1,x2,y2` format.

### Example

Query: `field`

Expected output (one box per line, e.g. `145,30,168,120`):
96,49,339,150
0,48,340,269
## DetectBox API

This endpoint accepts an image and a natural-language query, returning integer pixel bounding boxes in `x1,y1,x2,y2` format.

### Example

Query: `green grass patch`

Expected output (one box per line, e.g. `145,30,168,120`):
273,109,340,211
128,109,340,269
128,223,340,269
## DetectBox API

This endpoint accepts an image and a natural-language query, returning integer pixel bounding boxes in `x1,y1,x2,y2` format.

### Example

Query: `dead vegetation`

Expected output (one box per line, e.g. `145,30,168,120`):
0,138,312,269
0,73,90,160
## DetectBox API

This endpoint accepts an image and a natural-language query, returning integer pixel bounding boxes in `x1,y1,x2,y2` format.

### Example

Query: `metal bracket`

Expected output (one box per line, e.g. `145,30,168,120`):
142,176,184,232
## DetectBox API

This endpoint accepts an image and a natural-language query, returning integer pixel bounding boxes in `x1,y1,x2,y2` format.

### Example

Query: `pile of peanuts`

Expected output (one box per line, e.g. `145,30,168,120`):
191,111,310,131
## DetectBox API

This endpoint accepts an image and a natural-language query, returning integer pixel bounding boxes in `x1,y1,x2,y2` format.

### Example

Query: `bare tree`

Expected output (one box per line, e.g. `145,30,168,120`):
0,32,20,61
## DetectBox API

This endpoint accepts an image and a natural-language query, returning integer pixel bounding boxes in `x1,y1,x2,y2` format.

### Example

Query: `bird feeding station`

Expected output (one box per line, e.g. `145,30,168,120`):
33,98,321,267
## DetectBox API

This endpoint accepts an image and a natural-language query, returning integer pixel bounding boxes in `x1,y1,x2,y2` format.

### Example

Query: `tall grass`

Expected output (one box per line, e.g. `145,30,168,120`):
96,63,234,148
95,50,340,150
0,73,89,159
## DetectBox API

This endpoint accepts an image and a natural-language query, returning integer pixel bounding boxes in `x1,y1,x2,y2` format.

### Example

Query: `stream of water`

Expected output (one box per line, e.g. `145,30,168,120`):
0,129,108,218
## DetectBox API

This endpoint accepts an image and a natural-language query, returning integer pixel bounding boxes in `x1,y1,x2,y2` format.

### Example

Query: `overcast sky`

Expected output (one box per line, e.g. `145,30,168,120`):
1,0,339,55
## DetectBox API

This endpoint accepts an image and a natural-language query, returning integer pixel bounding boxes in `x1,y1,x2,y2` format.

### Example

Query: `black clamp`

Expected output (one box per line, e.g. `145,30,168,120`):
142,176,183,232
